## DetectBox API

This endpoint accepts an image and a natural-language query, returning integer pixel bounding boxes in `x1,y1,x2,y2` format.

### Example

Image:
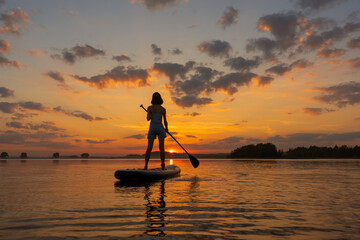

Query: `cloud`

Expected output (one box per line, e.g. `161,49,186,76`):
132,0,180,11
72,65,149,89
293,0,346,11
51,44,105,64
0,86,14,98
0,0,4,9
6,121,65,132
61,7,78,16
151,43,162,55
302,107,335,115
11,112,39,120
172,95,213,108
265,59,313,76
53,106,107,121
0,55,20,67
246,37,280,60
184,112,201,117
86,139,117,144
124,134,145,139
224,56,260,71
218,6,238,29
347,57,360,68
0,102,18,113
317,47,346,58
27,49,47,56
18,101,48,111
170,48,182,55
43,71,65,83
267,131,360,147
113,54,131,62
265,63,292,76
313,81,360,108
198,40,232,58
257,12,300,42
344,21,360,32
347,37,360,49
152,61,194,81
186,135,197,138
255,75,275,86
0,39,10,53
0,7,29,35
212,72,257,95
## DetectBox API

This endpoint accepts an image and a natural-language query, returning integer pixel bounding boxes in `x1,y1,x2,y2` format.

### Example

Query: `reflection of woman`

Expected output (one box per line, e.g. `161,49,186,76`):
144,92,168,170
144,180,167,237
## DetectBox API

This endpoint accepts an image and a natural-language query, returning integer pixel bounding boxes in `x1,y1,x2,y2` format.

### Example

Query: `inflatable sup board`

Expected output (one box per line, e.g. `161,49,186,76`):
114,165,180,180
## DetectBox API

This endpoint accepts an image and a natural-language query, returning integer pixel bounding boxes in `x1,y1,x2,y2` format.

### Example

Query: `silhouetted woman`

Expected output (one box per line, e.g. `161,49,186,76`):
144,92,168,170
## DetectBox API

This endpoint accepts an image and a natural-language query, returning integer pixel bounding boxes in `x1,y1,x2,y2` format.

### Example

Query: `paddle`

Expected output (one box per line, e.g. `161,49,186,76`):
140,104,199,168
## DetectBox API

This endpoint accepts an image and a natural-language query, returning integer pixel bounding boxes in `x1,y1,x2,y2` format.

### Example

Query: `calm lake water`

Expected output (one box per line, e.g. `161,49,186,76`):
1,159,360,240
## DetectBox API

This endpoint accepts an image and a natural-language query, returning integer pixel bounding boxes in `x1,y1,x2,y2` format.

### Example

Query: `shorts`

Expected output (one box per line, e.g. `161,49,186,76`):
148,124,167,139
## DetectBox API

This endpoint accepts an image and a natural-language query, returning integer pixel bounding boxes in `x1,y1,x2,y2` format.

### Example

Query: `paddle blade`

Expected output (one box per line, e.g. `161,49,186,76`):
189,154,199,168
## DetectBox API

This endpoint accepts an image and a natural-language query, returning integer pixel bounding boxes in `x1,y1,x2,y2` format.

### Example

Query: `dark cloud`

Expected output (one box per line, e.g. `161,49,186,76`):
0,39,10,53
257,75,275,86
0,130,74,148
246,37,280,60
317,47,345,58
313,81,360,108
152,61,194,81
257,12,300,41
0,55,20,67
151,43,162,55
51,44,105,64
0,102,18,113
293,0,346,11
344,21,360,32
113,54,131,62
72,65,149,89
186,135,197,138
0,86,14,98
124,134,145,139
0,0,4,9
6,121,65,132
347,57,360,68
11,112,38,120
53,106,107,121
267,131,360,147
212,72,257,95
19,101,48,111
218,6,238,29
133,0,180,11
86,139,117,144
0,7,29,35
43,71,65,83
172,95,213,108
265,63,292,76
265,59,313,76
347,37,360,49
171,66,218,96
198,40,232,58
184,112,201,117
302,107,335,115
224,56,260,71
170,48,182,55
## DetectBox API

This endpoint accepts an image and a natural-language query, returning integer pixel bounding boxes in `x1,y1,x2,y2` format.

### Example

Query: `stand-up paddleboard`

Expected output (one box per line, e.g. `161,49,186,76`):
114,165,180,181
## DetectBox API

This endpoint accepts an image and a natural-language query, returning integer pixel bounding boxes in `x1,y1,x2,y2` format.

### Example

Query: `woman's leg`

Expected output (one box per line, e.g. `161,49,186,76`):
144,138,154,170
158,137,165,170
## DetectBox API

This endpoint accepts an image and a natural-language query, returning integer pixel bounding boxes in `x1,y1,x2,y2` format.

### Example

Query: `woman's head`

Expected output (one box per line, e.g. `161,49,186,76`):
151,92,163,105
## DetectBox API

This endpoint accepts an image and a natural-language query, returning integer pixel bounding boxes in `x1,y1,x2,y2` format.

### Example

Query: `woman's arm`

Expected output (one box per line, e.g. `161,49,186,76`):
163,108,168,132
147,106,151,121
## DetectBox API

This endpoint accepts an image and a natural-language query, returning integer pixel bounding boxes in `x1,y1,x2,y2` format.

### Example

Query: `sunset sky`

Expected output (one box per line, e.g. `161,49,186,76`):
1,0,360,157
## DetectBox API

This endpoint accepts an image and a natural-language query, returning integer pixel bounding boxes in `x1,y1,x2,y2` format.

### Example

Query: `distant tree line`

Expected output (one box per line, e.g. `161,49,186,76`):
228,143,360,159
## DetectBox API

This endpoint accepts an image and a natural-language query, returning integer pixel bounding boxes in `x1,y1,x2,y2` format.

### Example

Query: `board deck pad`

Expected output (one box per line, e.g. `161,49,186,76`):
114,165,181,180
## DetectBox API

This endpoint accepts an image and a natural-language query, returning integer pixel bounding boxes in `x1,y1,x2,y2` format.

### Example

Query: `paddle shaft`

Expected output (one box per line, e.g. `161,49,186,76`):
140,105,190,155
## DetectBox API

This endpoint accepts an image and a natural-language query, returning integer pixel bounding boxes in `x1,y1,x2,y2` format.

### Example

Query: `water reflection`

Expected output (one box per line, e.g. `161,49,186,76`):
114,180,168,237
144,180,167,237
